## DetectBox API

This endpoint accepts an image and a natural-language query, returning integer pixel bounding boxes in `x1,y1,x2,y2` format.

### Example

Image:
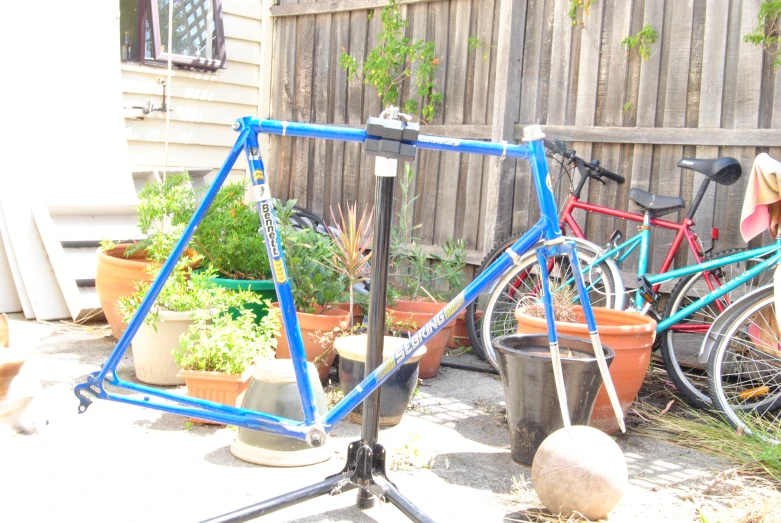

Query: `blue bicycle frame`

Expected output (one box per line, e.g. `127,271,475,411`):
74,117,623,443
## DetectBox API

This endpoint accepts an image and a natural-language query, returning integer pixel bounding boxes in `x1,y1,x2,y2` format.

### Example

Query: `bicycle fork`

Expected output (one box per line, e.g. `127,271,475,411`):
535,240,626,433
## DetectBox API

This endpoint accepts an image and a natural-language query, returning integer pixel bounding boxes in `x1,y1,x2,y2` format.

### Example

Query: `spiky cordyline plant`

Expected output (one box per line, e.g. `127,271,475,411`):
328,203,374,329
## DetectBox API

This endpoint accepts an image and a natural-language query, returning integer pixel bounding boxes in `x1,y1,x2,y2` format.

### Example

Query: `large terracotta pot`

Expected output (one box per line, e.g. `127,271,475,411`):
331,302,365,328
95,244,154,338
386,299,454,379
448,309,482,348
179,368,254,425
272,304,350,382
515,306,657,434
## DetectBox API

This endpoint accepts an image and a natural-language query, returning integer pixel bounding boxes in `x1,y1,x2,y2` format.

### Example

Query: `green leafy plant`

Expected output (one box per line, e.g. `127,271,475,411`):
389,165,466,302
126,172,199,263
623,101,632,112
622,24,659,61
191,182,271,280
117,265,259,330
568,0,596,26
327,203,373,329
174,301,279,374
745,1,781,71
467,36,489,61
275,199,347,314
99,239,117,253
338,0,442,121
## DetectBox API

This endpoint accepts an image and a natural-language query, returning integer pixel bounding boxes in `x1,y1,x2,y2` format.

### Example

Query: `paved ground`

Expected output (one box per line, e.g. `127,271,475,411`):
0,314,748,522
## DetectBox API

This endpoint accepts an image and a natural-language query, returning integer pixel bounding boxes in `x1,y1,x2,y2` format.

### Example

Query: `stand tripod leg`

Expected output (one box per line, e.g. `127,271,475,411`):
199,473,355,523
376,477,436,523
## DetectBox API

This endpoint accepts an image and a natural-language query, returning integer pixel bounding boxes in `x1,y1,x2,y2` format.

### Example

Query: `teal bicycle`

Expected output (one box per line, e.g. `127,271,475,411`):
475,143,776,409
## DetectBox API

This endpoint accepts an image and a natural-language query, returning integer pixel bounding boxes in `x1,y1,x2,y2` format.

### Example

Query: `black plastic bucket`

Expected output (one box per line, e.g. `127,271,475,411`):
493,334,615,465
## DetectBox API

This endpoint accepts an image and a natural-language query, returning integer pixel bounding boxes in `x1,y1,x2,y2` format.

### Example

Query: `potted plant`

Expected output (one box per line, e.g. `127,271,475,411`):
96,173,199,338
191,181,276,321
269,200,350,382
386,166,466,378
326,202,373,329
514,284,657,434
118,265,257,386
334,317,426,428
174,301,279,424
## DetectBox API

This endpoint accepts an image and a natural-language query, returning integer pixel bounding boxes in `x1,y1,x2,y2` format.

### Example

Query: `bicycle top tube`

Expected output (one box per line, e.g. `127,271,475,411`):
245,118,535,160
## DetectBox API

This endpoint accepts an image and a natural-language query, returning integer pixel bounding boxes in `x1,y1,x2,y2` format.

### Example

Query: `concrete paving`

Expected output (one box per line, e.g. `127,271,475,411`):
0,315,731,522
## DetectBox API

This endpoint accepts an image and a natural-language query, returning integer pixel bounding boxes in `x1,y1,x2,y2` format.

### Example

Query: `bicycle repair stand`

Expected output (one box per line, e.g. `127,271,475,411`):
202,109,433,523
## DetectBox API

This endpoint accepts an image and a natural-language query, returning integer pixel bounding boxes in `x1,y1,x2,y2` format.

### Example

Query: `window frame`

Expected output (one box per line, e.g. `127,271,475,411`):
131,0,226,71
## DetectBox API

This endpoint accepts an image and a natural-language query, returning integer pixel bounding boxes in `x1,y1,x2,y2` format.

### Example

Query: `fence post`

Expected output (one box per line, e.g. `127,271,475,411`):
482,0,526,254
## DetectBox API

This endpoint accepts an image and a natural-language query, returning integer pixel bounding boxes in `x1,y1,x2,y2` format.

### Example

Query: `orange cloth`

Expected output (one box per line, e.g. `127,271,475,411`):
740,153,781,242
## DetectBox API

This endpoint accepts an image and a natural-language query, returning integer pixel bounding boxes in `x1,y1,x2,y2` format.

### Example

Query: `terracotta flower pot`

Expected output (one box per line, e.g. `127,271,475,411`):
515,306,657,434
387,299,454,379
95,244,154,339
331,302,365,328
448,309,481,348
179,367,254,425
272,304,350,382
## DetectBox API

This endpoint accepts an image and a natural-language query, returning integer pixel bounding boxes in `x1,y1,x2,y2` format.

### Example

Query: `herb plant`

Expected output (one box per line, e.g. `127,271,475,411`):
117,265,260,330
127,172,199,263
275,199,347,314
175,302,279,374
338,0,442,122
745,1,781,71
192,182,271,280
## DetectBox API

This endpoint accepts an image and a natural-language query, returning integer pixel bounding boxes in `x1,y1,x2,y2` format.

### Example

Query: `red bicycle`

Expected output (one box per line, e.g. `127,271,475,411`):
467,140,770,408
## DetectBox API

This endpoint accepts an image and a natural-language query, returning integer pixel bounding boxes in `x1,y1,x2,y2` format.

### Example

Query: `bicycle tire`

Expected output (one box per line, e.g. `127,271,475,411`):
466,235,623,362
465,234,522,361
707,288,781,442
477,240,623,370
660,248,771,409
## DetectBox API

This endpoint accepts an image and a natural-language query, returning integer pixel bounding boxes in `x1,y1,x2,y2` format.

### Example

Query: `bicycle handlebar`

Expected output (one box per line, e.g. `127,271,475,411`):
544,138,625,184
594,166,625,184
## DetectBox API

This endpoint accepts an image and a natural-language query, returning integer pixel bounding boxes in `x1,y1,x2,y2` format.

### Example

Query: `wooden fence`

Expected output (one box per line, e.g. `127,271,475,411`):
264,0,781,271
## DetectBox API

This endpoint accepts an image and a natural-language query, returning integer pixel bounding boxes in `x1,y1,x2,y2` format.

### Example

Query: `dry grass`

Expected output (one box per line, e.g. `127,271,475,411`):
631,400,781,483
505,475,604,522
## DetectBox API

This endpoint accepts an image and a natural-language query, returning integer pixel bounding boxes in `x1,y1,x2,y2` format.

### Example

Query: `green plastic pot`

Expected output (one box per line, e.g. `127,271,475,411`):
209,276,277,322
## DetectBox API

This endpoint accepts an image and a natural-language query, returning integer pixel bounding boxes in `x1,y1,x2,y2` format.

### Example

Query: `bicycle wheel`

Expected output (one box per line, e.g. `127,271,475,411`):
477,240,623,370
465,234,523,361
708,289,781,442
660,249,772,409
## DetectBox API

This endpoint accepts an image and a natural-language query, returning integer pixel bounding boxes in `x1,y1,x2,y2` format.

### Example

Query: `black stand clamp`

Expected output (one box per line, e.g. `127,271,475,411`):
200,108,433,523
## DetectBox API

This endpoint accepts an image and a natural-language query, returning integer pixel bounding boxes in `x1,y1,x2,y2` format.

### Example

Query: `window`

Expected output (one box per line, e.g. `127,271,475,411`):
119,0,226,71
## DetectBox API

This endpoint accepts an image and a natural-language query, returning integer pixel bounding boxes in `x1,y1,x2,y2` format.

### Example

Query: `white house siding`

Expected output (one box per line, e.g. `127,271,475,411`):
121,0,262,184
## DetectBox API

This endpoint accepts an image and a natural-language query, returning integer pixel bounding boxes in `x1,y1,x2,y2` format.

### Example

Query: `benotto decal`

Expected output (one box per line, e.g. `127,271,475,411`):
272,259,287,283
253,169,265,181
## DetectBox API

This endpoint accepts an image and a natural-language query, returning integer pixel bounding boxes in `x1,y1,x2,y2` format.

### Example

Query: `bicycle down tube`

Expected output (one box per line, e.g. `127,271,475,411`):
76,117,618,442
